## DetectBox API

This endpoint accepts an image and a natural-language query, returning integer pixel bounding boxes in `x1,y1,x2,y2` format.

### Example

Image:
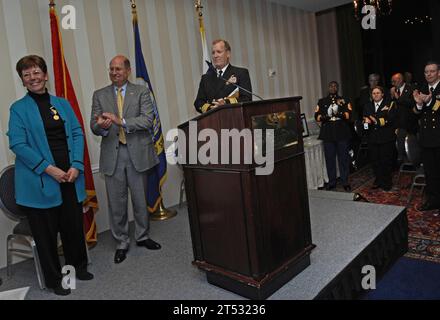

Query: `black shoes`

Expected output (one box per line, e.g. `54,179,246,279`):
325,184,336,191
52,285,71,296
418,201,439,212
114,249,128,264
50,269,93,295
343,185,351,192
136,238,161,250
77,270,94,281
114,239,161,263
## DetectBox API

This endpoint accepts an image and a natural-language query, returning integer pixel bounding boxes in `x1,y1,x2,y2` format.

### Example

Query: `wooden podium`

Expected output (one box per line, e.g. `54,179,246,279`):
178,97,315,299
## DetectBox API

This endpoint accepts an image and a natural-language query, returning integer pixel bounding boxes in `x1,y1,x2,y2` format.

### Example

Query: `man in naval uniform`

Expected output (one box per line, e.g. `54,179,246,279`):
194,39,252,113
413,61,440,212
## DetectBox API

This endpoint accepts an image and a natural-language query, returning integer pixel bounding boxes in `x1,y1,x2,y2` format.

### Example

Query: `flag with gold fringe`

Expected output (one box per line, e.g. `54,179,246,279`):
131,3,167,214
49,1,98,244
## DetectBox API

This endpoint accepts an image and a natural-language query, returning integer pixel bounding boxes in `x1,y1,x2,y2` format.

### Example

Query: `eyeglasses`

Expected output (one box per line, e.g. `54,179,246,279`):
22,69,44,79
108,67,127,73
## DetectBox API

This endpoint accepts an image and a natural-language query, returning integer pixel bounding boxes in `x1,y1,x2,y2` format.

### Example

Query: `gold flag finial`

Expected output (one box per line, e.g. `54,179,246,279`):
195,0,203,18
130,0,137,20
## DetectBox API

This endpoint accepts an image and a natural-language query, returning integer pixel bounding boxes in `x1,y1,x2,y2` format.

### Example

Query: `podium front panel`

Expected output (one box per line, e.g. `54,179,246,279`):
180,97,314,299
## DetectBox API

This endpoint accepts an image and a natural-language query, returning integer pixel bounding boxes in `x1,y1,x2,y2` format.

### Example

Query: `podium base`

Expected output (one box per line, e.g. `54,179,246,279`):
205,253,311,300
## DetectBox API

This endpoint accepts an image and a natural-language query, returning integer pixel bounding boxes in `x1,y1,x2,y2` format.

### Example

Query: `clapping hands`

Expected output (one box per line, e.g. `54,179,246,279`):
95,113,122,128
102,112,122,126
390,87,399,100
95,114,112,129
413,90,432,105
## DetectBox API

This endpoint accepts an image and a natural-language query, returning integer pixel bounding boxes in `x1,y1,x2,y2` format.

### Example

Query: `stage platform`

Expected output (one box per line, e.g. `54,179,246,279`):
0,190,407,300
279,190,407,299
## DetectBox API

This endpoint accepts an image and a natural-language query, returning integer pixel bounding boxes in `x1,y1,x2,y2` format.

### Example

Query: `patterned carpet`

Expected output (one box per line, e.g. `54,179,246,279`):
347,166,440,263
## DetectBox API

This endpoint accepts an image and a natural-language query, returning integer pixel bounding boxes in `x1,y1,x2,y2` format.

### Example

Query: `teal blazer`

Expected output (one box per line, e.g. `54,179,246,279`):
7,94,86,209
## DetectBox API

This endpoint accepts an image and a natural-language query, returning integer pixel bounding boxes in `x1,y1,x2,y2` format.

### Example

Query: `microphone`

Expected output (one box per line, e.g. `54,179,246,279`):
205,60,264,101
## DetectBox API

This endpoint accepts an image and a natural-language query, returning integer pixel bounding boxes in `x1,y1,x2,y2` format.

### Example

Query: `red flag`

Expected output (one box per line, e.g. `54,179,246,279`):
49,3,98,245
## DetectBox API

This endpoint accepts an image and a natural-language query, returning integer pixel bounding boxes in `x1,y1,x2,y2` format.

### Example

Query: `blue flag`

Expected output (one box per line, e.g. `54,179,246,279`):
133,14,166,213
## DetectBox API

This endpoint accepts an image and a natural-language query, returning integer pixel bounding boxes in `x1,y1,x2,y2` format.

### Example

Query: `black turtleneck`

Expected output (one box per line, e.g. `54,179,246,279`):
28,90,69,168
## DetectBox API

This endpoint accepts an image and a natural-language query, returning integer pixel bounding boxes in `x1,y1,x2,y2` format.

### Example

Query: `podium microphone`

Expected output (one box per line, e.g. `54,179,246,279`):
206,60,264,101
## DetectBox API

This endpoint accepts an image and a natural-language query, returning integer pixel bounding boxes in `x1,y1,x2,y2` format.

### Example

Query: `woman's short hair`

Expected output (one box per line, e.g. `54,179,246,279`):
16,55,48,78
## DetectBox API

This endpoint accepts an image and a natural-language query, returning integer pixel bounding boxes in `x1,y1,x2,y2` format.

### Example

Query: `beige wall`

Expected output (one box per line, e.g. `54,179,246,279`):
316,9,342,97
0,0,323,268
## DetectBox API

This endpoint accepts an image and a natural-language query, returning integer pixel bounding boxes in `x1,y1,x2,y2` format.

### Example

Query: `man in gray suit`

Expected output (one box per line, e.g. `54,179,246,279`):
91,55,161,264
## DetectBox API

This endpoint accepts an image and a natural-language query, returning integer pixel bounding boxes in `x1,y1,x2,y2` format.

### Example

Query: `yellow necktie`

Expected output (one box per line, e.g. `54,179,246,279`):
117,88,126,144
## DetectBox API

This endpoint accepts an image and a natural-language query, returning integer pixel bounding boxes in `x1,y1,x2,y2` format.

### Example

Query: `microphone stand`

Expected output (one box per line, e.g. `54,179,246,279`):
206,61,264,101
218,74,264,101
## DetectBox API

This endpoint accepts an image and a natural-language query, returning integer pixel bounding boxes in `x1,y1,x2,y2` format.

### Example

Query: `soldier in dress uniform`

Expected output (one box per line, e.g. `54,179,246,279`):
413,61,440,211
314,81,352,191
363,86,397,191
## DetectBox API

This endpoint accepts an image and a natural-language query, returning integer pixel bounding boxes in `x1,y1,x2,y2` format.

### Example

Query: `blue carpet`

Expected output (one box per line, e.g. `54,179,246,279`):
364,257,440,300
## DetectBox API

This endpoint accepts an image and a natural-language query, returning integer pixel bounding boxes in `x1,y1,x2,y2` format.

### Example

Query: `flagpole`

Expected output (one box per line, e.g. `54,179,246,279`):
49,0,99,247
130,0,177,221
195,0,210,74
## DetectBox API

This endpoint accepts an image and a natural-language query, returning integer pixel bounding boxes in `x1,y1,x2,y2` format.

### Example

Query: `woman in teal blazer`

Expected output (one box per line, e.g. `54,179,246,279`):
7,55,93,295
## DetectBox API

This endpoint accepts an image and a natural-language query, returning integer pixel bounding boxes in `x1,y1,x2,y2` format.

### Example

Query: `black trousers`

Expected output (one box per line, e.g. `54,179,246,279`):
324,140,350,187
23,182,87,289
396,128,408,162
369,140,396,188
421,147,440,206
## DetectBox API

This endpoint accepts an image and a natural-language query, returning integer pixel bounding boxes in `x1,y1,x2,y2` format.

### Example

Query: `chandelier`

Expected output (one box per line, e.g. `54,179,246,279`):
404,15,433,26
353,0,393,20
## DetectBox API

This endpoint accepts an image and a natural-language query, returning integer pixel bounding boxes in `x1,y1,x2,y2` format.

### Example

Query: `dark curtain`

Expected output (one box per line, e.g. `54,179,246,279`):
335,5,365,106
354,0,435,86
430,0,440,60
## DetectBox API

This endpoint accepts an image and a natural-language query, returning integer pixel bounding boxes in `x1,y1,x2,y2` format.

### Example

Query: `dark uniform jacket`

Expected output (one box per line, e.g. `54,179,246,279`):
194,64,252,113
393,84,417,132
314,94,352,142
363,99,397,144
356,86,391,122
414,83,440,148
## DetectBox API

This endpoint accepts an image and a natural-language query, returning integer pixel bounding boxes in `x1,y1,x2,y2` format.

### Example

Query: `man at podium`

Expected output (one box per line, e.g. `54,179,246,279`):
194,39,252,113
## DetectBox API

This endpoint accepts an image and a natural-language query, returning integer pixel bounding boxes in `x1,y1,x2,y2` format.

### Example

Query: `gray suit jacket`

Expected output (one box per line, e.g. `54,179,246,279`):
90,82,159,176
